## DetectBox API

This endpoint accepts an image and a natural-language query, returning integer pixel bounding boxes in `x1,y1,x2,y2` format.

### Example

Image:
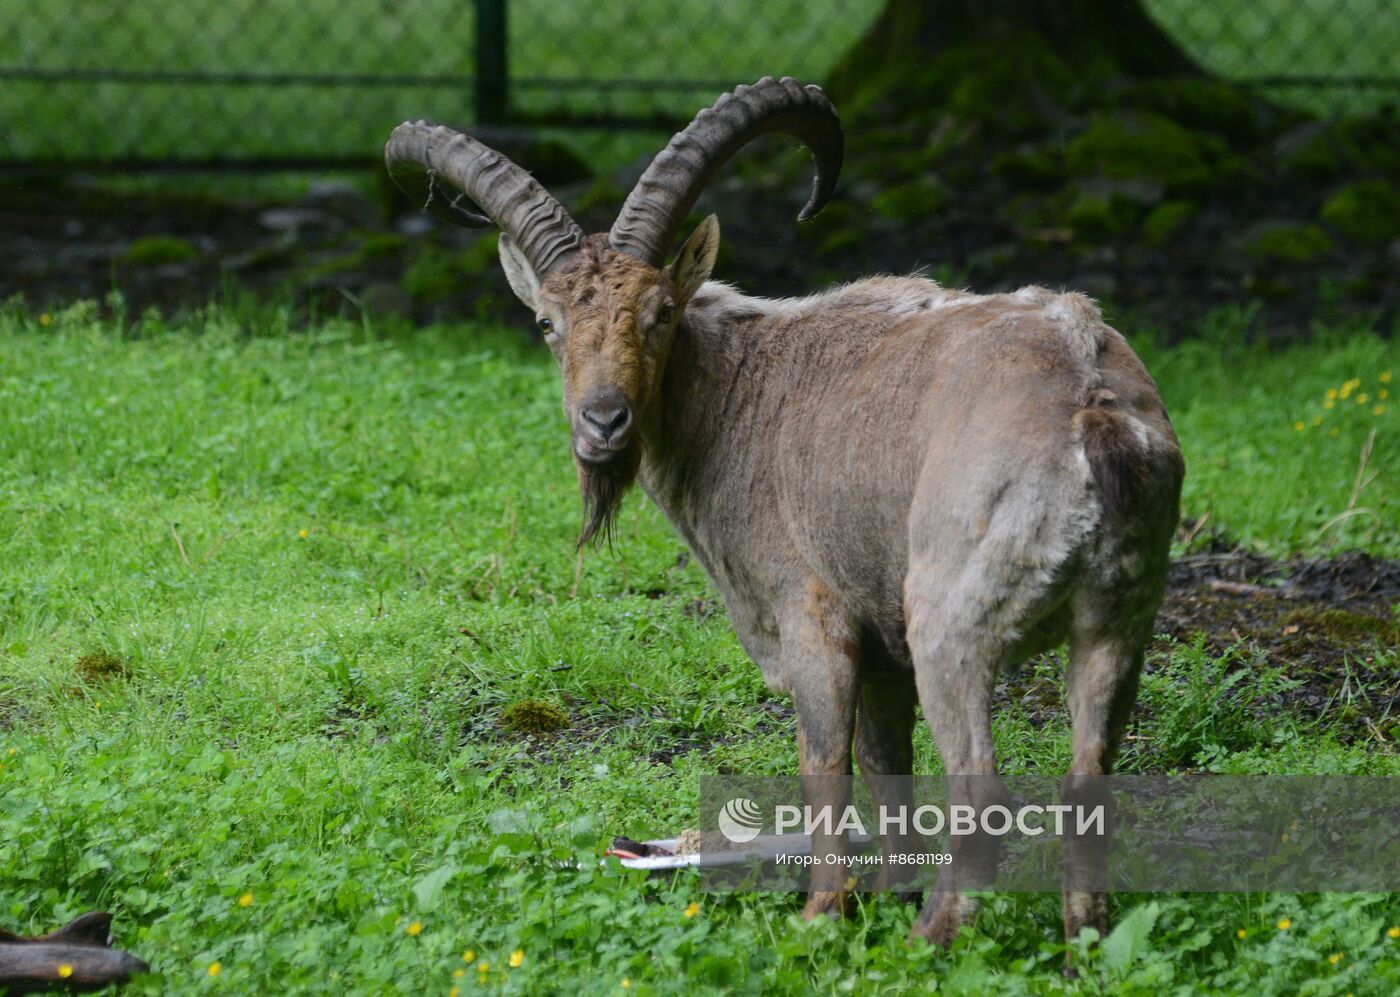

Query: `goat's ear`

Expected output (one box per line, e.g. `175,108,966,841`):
668,214,720,304
497,233,542,311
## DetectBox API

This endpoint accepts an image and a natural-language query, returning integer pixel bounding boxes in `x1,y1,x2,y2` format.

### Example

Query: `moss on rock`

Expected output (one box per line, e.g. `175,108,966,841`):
1121,78,1260,142
1319,180,1400,244
123,235,199,266
1282,608,1399,644
990,148,1063,190
1242,222,1334,264
75,651,131,683
1065,195,1128,238
400,237,500,302
1142,200,1196,245
500,699,570,734
871,181,948,221
1066,111,1211,189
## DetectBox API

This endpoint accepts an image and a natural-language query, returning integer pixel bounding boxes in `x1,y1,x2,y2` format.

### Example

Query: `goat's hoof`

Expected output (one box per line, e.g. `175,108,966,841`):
908,893,977,949
800,891,851,921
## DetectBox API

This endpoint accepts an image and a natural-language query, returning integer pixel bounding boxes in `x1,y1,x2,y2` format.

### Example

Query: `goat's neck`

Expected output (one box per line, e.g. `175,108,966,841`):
636,290,759,534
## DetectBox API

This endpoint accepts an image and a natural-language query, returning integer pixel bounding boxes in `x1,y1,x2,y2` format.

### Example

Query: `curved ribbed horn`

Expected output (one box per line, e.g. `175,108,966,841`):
385,121,584,275
609,76,842,266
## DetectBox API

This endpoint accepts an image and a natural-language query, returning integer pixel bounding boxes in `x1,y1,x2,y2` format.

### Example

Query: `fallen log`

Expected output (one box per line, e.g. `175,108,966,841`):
0,912,148,994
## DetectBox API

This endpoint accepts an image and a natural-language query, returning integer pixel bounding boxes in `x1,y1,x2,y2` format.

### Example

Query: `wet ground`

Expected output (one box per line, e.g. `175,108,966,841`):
1154,549,1399,733
998,548,1400,753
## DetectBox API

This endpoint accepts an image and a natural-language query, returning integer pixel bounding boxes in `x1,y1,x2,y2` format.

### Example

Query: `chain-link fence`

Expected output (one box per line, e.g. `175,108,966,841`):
0,0,1395,169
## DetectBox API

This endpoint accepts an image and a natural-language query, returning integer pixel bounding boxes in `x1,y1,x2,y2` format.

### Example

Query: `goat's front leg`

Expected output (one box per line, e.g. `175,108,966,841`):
784,599,859,921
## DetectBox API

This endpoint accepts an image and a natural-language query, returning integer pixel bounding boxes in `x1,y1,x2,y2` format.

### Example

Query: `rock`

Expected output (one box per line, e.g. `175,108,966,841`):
222,239,297,274
358,280,413,318
396,213,435,237
257,206,334,234
306,179,361,202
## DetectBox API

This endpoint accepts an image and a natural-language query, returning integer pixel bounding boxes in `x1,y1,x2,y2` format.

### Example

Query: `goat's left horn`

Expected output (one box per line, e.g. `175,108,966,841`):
609,76,843,266
384,121,584,275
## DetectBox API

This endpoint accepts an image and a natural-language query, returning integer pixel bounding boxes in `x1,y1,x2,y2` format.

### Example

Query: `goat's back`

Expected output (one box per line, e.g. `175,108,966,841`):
740,279,1181,629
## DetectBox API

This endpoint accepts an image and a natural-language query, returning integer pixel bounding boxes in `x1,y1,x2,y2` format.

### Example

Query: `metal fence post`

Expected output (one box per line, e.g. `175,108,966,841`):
475,0,509,124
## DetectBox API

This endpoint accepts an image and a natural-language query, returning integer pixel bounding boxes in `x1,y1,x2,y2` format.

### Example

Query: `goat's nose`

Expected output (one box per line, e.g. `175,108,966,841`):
580,394,632,441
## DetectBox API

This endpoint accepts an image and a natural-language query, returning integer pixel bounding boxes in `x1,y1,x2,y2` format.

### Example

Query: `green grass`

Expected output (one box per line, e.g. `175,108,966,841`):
1,300,1398,994
1138,308,1400,552
0,0,1393,164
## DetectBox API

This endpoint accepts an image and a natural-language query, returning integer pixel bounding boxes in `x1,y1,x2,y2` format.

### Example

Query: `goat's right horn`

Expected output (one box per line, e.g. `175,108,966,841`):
609,76,843,266
385,121,584,276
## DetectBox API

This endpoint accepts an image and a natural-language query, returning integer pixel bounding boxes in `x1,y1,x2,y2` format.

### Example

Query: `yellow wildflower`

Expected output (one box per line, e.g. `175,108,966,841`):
1375,405,1387,416
7,748,16,756
509,949,524,969
683,902,700,918
1380,389,1389,399
406,921,423,937
453,968,465,979
1277,918,1291,931
57,964,74,979
476,962,490,974
39,313,51,327
1329,952,1343,965
1329,427,1340,437
450,988,460,997
1324,398,1335,409
237,893,253,908
622,979,633,991
1388,926,1400,939
1236,928,1247,939
1381,371,1392,383
1357,393,1369,404
298,528,309,539
1326,388,1338,400
1293,421,1304,432
462,950,475,963
208,961,222,977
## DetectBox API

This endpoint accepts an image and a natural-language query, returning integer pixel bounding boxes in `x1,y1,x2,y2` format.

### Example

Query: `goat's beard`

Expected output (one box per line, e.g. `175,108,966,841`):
576,439,642,548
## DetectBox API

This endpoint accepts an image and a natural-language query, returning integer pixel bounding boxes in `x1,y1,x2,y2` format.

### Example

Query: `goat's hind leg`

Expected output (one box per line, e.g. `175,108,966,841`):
904,581,1009,946
856,674,922,896
1061,623,1146,946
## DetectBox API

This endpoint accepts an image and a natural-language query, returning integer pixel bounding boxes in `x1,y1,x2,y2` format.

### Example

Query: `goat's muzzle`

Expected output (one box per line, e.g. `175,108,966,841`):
574,387,634,463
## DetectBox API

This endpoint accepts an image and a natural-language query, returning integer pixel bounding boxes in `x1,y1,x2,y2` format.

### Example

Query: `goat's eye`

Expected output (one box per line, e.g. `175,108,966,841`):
538,317,553,334
657,303,675,325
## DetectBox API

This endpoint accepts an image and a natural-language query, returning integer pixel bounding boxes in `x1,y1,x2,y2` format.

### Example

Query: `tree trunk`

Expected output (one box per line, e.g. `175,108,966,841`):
827,0,1203,111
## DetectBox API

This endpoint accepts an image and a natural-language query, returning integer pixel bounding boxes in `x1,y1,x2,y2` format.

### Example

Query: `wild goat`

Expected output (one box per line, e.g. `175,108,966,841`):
386,76,1183,948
